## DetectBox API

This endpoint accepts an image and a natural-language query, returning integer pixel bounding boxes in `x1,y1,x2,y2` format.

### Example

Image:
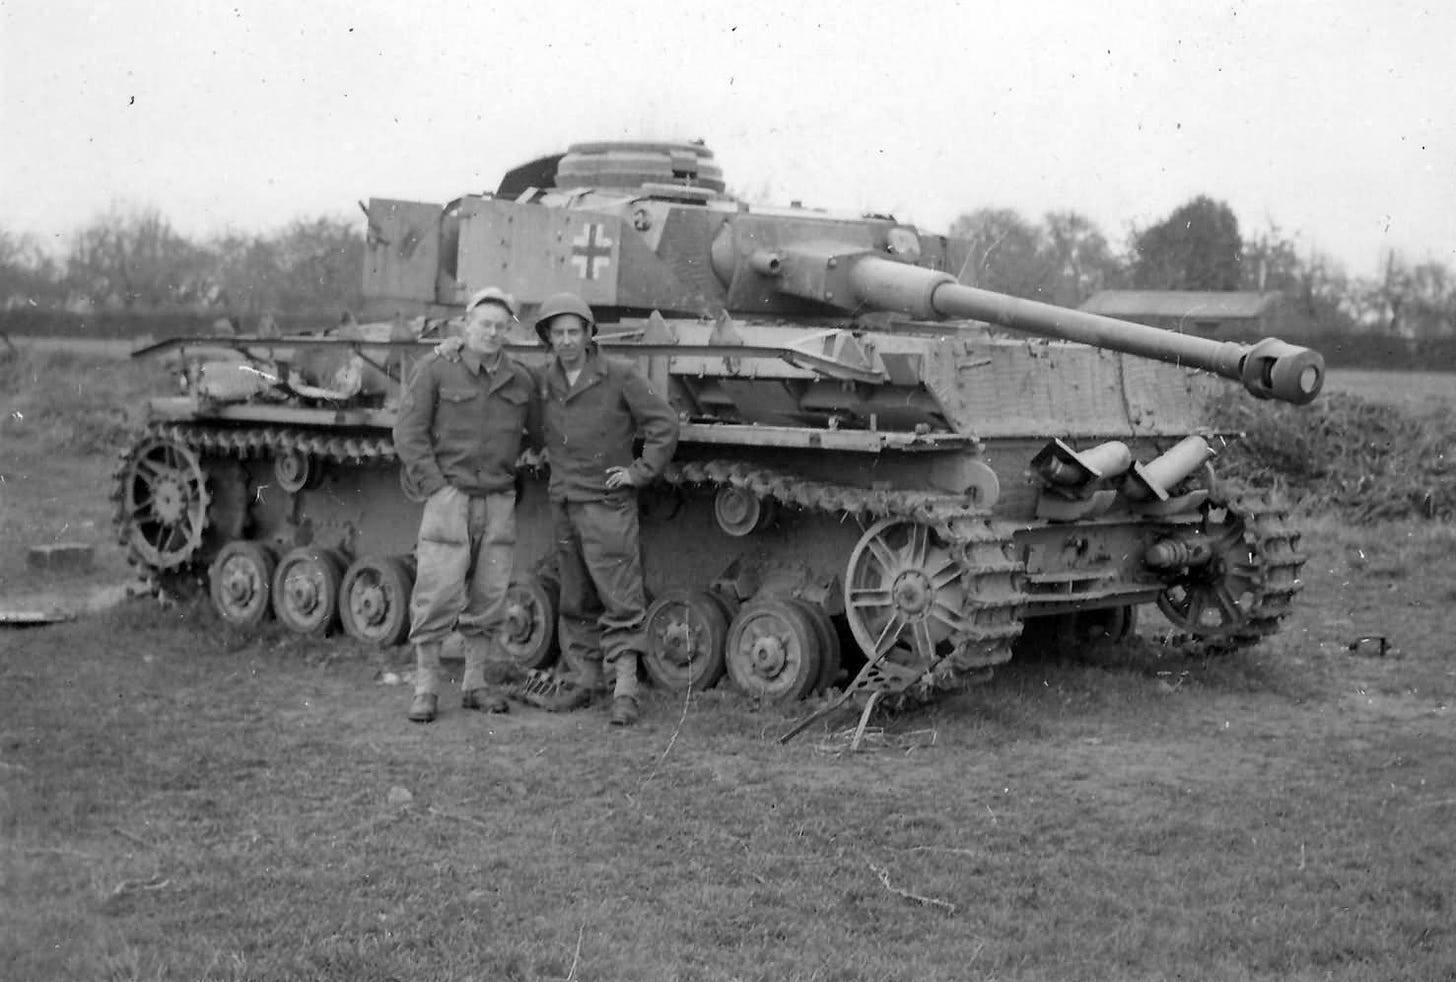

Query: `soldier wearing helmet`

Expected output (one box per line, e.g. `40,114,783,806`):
392,286,536,723
524,291,678,726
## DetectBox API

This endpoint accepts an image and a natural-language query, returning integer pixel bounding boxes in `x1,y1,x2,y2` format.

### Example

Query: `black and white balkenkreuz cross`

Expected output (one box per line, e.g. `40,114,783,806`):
570,223,614,280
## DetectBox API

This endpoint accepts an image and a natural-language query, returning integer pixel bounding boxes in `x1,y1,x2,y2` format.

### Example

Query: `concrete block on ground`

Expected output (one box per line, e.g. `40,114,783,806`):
26,542,95,573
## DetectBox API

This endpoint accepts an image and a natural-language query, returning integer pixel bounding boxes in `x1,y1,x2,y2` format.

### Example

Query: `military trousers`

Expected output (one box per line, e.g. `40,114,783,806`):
408,486,516,695
551,495,646,696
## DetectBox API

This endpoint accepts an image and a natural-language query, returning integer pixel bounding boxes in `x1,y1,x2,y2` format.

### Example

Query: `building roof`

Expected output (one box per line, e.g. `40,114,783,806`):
1080,291,1278,319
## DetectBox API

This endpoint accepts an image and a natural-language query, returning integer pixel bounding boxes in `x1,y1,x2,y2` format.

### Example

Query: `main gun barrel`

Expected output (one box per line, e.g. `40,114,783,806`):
773,250,1324,405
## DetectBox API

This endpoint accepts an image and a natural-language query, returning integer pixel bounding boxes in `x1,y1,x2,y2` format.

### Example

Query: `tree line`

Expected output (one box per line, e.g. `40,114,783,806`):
951,196,1454,340
0,205,363,321
2,196,1454,340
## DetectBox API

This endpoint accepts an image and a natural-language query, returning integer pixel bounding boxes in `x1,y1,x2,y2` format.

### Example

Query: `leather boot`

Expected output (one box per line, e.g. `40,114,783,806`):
610,652,642,727
407,692,438,723
462,688,509,713
409,642,443,722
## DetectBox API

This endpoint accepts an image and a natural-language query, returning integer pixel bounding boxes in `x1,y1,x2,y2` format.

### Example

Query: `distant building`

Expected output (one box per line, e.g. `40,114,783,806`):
1079,290,1315,337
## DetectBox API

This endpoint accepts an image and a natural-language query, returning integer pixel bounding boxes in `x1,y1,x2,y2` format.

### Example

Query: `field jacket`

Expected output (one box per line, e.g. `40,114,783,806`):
540,346,678,502
393,349,537,498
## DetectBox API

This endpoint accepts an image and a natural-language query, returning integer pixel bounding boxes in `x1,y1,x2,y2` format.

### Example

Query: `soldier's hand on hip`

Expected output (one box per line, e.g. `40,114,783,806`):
604,466,639,490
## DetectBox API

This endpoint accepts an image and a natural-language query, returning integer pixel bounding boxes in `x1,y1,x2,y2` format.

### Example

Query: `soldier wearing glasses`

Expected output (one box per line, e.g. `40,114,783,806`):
393,287,537,723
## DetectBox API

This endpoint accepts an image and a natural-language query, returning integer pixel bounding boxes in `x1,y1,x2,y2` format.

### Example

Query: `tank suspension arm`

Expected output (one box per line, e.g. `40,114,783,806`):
765,246,1323,405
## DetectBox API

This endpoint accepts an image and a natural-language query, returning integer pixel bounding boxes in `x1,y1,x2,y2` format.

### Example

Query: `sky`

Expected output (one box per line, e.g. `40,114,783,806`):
2,0,1453,278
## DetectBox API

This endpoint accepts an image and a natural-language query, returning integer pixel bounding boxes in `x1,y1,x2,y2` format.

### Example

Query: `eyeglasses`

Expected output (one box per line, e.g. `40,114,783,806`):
471,318,514,332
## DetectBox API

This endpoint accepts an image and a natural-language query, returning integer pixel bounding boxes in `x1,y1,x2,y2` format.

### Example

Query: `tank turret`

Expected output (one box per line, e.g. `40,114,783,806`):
364,141,1321,404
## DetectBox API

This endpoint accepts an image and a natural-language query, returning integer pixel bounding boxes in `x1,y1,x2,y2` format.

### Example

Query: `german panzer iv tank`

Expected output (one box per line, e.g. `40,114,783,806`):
115,140,1323,717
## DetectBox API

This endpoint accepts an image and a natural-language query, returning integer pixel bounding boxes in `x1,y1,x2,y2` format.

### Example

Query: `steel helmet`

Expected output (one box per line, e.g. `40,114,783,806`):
533,291,596,346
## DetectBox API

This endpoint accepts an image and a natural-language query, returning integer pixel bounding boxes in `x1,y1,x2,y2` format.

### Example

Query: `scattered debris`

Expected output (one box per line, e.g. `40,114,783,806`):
426,805,492,833
814,724,938,757
21,845,101,859
109,874,170,899
566,922,585,982
908,845,983,859
1347,635,1396,657
111,826,152,849
850,690,884,752
0,608,73,627
868,861,957,915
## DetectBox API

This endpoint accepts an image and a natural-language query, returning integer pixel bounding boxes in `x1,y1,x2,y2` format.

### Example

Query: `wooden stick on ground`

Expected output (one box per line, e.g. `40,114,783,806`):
426,805,492,834
867,861,957,915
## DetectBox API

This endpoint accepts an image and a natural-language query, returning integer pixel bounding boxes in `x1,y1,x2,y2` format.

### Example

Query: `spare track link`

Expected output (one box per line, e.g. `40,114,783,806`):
131,422,1027,694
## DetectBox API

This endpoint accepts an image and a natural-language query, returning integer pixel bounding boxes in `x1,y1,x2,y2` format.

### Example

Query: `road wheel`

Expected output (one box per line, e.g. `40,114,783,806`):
725,598,822,703
209,541,279,629
643,589,732,692
340,555,414,645
272,547,347,635
790,598,842,694
500,576,558,670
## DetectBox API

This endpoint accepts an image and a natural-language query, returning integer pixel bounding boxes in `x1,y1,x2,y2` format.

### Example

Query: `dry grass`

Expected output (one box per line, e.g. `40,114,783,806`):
2,574,1453,981
1324,368,1456,415
0,348,174,604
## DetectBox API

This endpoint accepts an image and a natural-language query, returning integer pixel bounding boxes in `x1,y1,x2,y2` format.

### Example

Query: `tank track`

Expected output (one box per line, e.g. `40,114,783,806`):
1195,495,1306,654
115,423,1302,694
662,459,1027,697
116,422,1026,695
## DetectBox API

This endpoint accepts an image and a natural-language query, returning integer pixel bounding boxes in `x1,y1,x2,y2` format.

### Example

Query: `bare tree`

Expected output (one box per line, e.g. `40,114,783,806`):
65,205,209,309
0,227,65,307
948,208,1055,299
1043,210,1123,306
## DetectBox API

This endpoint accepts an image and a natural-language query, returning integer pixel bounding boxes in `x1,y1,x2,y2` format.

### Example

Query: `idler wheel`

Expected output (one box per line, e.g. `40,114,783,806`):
643,589,732,692
209,540,280,629
724,598,821,703
271,547,347,635
339,555,414,646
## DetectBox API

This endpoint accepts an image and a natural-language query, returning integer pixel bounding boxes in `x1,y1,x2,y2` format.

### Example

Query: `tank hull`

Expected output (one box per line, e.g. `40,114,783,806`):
115,392,1304,705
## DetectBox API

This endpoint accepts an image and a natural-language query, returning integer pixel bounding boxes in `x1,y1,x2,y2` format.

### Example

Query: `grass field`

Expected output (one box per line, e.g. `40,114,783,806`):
3,350,1455,980
1324,368,1455,414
